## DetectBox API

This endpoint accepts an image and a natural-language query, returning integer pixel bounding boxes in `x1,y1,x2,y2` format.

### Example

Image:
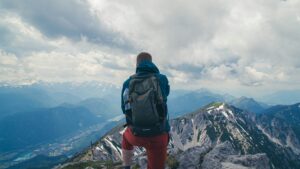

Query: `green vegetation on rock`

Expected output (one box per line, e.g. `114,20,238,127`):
166,155,180,169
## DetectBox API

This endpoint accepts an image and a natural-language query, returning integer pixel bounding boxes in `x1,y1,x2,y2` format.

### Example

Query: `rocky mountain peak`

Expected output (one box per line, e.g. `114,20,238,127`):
59,102,300,169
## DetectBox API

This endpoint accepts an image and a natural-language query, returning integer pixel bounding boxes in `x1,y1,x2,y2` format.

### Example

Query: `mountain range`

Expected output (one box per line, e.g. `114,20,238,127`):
62,102,300,169
168,89,269,117
0,82,122,169
1,82,299,169
0,106,101,152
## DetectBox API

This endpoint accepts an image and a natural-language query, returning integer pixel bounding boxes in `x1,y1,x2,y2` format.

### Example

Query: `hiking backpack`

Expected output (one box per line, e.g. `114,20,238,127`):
127,73,167,136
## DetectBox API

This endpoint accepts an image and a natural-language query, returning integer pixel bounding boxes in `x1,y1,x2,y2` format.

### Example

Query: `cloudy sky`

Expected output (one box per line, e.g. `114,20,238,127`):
0,0,299,97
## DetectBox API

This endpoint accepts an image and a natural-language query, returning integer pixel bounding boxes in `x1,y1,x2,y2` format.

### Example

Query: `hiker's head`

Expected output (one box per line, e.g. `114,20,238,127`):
136,52,152,66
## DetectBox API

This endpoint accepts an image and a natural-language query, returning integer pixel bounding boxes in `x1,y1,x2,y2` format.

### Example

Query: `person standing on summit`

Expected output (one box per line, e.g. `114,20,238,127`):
121,52,170,169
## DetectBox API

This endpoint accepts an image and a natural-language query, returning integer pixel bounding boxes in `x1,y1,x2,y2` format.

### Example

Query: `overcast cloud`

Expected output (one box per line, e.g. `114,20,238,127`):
0,0,299,97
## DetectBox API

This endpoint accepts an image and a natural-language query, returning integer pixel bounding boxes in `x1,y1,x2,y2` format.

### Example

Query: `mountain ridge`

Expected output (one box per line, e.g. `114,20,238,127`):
58,102,300,169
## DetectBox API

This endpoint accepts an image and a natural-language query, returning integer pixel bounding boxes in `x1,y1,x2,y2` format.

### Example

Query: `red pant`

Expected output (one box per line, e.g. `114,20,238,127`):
122,127,168,169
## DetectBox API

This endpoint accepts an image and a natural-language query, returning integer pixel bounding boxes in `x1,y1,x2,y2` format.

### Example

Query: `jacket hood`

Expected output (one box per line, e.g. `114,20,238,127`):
136,60,160,74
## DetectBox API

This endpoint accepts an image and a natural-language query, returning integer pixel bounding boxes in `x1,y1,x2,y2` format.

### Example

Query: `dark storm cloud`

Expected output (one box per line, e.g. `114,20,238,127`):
94,57,129,71
0,18,54,55
166,61,239,80
0,0,135,51
168,64,205,74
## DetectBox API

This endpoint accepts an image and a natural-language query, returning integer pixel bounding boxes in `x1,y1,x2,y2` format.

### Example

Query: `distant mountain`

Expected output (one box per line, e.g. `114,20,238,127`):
168,90,268,117
0,82,123,168
1,83,269,120
64,103,300,169
0,86,55,119
230,96,269,113
77,98,120,119
0,81,121,119
256,103,300,154
168,90,225,117
0,106,101,153
32,81,121,101
221,93,236,102
260,90,300,105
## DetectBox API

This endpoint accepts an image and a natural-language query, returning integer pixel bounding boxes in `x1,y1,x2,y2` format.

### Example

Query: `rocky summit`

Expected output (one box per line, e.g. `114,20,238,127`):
59,102,300,169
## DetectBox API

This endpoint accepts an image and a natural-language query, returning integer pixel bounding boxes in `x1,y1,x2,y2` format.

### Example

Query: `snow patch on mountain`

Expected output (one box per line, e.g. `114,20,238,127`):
286,134,300,155
215,103,236,121
216,104,230,119
257,124,284,146
222,110,229,119
106,136,122,157
170,128,185,150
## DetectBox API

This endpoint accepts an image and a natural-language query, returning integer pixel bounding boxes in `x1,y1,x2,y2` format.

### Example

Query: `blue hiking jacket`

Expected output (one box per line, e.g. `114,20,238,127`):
121,60,170,132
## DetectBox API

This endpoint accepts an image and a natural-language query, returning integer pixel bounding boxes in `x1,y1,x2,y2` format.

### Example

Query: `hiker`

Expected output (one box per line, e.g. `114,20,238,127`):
121,52,170,169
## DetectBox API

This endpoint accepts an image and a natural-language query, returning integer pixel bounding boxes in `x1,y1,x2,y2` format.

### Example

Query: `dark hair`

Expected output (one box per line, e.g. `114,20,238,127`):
137,52,152,65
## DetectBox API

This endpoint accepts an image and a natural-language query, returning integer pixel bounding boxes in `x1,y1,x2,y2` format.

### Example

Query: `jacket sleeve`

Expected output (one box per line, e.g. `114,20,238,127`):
159,74,170,102
121,82,125,114
121,78,130,114
165,75,170,97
